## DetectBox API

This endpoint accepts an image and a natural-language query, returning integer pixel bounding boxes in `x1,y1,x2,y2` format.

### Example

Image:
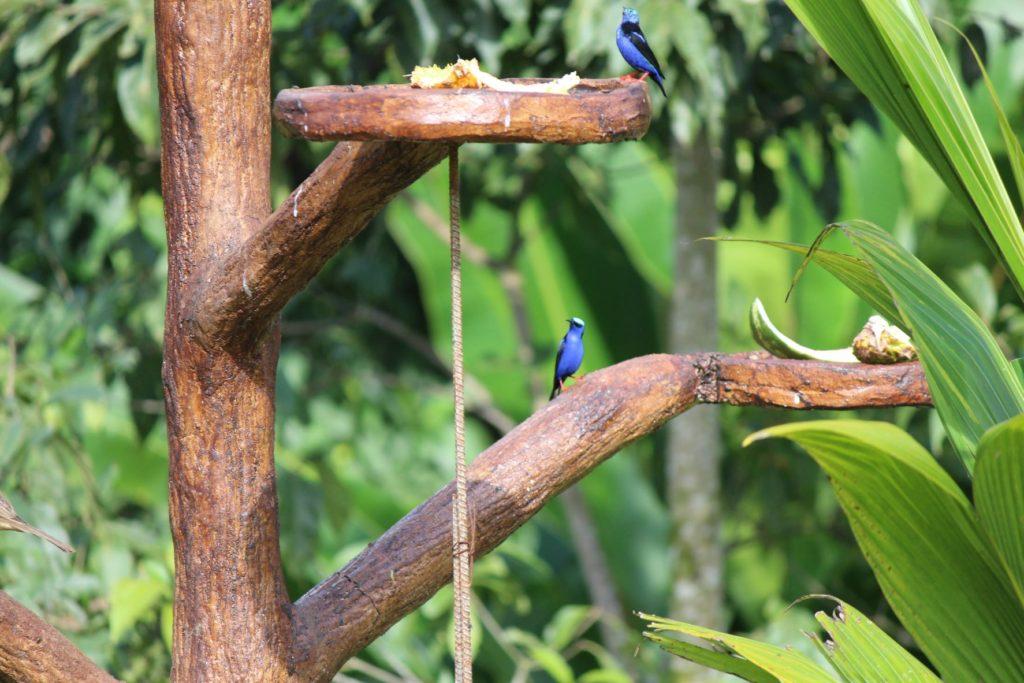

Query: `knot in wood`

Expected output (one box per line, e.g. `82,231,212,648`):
693,354,722,403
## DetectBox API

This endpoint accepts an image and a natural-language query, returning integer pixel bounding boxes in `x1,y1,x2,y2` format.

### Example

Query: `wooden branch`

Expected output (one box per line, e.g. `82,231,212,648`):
273,80,651,144
289,353,930,681
0,591,117,682
706,352,931,408
188,141,447,350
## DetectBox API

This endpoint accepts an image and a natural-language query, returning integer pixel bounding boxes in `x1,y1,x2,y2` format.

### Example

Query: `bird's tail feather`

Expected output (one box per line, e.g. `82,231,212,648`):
653,74,667,97
549,380,561,400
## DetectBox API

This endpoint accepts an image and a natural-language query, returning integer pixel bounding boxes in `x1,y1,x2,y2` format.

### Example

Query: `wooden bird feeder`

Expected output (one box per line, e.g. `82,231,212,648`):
273,79,652,144
272,74,652,683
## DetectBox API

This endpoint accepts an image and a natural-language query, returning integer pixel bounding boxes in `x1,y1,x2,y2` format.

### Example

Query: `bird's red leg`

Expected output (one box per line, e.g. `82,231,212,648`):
638,71,650,81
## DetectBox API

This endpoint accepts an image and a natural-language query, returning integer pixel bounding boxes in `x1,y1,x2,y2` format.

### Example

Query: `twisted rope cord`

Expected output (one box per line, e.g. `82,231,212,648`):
449,144,473,682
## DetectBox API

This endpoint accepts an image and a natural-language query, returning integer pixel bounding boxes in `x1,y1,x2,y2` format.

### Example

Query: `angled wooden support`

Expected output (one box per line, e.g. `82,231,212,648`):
0,591,118,683
187,141,447,350
289,353,930,681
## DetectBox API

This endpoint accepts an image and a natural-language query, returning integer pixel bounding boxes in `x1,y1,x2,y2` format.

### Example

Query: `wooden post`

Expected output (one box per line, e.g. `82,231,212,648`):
155,1,291,679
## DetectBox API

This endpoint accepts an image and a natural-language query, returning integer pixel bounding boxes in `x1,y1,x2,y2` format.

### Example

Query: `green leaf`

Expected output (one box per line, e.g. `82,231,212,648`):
783,0,1024,296
15,10,92,67
542,605,593,651
160,603,173,653
716,0,769,55
577,671,633,683
386,170,531,417
976,414,1024,607
0,152,10,206
82,379,166,506
0,263,44,305
723,221,1024,469
747,420,1024,682
505,628,575,683
833,220,1024,469
812,598,940,682
116,41,160,148
640,612,836,682
109,577,167,643
949,22,1024,216
644,632,778,682
567,144,673,296
67,15,129,76
711,237,904,328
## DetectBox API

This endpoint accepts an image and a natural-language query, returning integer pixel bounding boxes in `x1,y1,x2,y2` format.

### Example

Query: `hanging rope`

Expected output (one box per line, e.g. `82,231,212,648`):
449,144,473,682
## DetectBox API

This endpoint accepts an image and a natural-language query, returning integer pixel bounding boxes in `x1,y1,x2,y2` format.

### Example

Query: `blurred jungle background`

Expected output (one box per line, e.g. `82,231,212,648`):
1,0,1023,680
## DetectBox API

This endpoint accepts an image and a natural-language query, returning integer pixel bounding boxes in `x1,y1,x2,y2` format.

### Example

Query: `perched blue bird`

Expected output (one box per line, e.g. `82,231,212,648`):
550,317,585,400
616,8,666,97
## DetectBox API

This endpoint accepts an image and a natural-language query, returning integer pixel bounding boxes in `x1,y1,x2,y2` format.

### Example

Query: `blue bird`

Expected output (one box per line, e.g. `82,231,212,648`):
550,317,585,400
616,7,666,97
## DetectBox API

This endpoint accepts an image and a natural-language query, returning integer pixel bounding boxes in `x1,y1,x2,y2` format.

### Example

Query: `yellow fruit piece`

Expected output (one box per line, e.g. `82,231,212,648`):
409,58,579,94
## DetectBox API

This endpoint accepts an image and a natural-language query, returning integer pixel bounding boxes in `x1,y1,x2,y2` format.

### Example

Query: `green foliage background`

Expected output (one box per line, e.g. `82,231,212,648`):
1,0,1023,679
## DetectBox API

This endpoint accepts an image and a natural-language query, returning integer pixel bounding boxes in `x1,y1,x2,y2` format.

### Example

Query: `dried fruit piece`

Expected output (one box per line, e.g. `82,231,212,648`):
852,316,918,364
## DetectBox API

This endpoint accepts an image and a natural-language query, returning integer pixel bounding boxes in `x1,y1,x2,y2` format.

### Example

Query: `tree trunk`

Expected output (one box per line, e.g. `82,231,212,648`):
155,1,291,679
667,129,723,681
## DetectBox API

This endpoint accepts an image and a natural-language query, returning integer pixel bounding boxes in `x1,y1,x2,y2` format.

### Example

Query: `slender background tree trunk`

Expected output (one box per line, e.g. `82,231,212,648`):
667,129,724,681
156,1,291,679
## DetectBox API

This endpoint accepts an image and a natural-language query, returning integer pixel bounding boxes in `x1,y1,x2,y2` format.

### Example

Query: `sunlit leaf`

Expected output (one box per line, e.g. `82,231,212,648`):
812,598,940,682
711,237,904,327
116,41,160,148
783,0,1024,295
109,577,167,643
950,22,1024,216
506,628,574,683
641,612,836,682
976,414,1024,607
832,220,1024,469
644,632,777,683
748,420,1024,681
543,605,593,651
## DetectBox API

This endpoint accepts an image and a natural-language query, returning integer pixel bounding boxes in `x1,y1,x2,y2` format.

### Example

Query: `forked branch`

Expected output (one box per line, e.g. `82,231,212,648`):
289,353,930,681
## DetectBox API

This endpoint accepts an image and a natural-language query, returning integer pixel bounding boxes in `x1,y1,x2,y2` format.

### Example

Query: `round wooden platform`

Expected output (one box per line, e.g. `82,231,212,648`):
273,79,651,145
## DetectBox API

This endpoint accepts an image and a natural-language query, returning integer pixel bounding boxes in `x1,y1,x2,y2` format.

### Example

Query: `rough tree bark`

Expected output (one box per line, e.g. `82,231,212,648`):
0,591,116,683
155,1,292,679
667,129,723,681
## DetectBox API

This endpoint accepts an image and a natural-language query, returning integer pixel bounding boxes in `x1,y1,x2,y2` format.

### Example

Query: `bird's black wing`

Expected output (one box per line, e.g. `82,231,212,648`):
550,339,566,399
626,27,664,78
